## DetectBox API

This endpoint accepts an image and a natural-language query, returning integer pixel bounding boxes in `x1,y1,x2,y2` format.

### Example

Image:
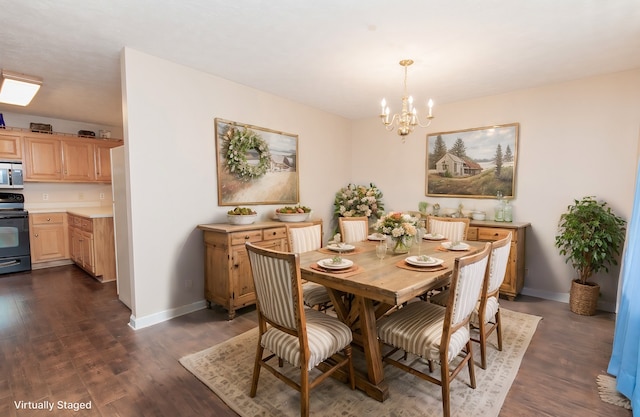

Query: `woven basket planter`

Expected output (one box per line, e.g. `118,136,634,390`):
569,280,600,316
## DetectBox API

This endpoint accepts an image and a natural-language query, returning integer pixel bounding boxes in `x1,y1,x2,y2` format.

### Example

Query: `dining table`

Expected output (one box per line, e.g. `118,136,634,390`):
299,238,485,402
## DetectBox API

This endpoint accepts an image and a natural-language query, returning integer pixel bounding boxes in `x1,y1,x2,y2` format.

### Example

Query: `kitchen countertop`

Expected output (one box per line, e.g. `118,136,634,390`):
28,206,113,218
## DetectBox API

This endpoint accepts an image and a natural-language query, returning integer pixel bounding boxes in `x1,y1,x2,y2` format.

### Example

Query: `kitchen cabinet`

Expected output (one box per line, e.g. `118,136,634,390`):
22,130,121,183
62,140,95,181
467,220,530,300
30,212,69,265
198,220,319,319
23,136,62,181
0,131,23,160
68,213,116,282
94,142,114,182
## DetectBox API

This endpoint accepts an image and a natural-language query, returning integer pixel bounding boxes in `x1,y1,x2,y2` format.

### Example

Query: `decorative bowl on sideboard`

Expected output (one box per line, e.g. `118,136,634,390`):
275,212,311,223
227,214,257,225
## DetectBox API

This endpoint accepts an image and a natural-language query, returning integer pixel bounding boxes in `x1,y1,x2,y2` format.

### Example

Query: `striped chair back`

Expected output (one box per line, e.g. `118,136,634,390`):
246,243,300,331
427,216,470,242
446,243,491,329
339,217,369,243
487,234,512,294
287,224,322,253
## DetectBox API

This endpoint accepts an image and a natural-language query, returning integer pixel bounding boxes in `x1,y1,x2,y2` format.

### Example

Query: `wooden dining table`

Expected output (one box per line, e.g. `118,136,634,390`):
299,239,485,402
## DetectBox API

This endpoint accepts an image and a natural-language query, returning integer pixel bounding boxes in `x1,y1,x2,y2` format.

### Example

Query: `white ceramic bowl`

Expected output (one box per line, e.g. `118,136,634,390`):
472,211,486,221
227,214,257,225
276,212,311,223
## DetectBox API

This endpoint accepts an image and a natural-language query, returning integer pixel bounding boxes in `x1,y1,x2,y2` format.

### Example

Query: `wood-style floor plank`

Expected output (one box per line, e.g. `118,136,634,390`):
0,265,631,416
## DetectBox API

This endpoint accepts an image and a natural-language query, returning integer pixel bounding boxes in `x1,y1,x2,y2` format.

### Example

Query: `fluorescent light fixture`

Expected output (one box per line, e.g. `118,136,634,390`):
0,70,43,106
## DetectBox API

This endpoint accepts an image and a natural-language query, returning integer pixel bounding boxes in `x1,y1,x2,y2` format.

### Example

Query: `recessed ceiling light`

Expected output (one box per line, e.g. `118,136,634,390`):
0,70,43,106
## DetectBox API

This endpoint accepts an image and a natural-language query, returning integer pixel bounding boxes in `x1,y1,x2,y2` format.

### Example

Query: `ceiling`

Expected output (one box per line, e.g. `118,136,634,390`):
1,0,639,128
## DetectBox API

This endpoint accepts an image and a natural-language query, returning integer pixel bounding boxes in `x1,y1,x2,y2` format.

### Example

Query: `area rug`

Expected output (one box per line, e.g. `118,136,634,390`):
180,308,541,417
597,374,632,410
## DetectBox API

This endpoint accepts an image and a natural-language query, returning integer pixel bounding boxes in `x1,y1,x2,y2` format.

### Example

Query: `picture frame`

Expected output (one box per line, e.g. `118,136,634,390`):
215,118,299,206
425,122,519,198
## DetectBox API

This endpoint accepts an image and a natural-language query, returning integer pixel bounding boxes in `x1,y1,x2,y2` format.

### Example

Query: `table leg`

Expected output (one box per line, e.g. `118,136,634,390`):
355,295,389,401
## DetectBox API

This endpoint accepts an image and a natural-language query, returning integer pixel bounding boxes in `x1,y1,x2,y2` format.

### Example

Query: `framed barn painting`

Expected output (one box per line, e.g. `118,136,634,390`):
425,123,519,198
215,118,299,205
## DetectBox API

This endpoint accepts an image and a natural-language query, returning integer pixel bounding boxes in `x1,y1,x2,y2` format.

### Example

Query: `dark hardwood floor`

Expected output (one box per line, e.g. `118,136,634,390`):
0,265,631,416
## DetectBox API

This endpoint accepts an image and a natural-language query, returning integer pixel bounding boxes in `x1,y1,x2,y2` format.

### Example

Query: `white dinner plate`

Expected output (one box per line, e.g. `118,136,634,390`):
368,233,386,241
319,258,354,270
423,233,446,241
440,241,471,251
405,256,444,267
327,243,356,252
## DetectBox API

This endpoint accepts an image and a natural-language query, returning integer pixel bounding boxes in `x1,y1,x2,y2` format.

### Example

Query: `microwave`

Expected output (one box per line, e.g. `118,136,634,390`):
0,162,23,189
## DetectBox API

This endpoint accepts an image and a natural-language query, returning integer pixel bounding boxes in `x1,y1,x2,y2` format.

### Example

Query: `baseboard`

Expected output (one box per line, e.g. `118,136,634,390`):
521,287,615,313
31,259,74,270
128,299,207,330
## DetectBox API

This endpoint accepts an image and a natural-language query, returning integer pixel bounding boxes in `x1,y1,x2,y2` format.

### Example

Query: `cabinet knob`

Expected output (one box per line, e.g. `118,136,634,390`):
244,235,250,240
34,233,39,238
46,218,51,222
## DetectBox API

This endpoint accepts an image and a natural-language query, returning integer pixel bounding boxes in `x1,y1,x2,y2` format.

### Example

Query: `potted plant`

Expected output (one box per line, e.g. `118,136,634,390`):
555,196,626,315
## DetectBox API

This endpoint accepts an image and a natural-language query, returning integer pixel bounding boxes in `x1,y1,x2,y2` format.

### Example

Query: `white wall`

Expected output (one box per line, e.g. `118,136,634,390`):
121,48,352,327
352,69,640,310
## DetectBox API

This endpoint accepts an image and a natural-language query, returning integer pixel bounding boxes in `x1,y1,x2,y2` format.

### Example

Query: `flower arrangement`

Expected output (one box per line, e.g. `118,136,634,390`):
333,183,384,218
373,212,419,253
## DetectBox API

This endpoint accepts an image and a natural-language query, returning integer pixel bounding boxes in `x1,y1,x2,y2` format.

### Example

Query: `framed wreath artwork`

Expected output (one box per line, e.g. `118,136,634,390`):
215,118,299,205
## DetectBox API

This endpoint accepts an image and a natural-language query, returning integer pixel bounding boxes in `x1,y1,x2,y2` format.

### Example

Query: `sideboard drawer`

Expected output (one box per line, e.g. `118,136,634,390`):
477,227,514,242
263,227,287,241
230,230,263,246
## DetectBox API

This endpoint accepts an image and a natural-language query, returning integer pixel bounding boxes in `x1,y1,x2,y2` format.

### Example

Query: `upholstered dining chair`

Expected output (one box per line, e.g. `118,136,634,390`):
430,234,512,369
285,222,332,310
338,216,369,243
245,242,355,417
426,215,470,242
377,243,491,417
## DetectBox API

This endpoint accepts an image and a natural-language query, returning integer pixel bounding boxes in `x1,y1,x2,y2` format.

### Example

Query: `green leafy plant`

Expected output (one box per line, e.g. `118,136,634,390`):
555,196,626,285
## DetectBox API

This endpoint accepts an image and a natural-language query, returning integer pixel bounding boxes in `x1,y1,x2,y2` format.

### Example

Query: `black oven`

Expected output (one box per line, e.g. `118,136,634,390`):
0,193,31,275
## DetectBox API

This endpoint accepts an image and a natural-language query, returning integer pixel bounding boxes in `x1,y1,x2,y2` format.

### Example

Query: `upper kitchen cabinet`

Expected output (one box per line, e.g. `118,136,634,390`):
22,131,122,183
23,135,63,181
0,131,23,160
94,142,115,182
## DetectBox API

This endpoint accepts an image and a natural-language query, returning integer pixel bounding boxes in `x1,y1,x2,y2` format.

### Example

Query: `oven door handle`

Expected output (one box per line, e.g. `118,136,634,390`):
0,260,20,268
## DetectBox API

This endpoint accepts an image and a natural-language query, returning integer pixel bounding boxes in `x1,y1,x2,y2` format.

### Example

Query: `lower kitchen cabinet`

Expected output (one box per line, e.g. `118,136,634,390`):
197,220,320,319
68,213,116,282
467,220,530,300
30,212,69,265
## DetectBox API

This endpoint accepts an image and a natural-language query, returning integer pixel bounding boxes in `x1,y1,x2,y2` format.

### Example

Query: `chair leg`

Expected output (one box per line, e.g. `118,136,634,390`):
478,319,488,370
301,366,310,417
440,359,451,417
466,341,477,389
345,345,355,390
250,344,264,397
496,309,503,351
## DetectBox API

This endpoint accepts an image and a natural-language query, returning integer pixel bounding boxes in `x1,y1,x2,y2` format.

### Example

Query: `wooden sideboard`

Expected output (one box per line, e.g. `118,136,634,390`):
467,220,530,300
197,220,321,319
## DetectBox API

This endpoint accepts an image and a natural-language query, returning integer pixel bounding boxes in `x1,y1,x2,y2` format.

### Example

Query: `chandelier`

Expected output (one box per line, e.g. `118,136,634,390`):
379,59,434,140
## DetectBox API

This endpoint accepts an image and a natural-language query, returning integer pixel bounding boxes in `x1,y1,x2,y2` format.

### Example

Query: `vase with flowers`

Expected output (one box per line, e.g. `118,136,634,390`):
373,212,419,254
